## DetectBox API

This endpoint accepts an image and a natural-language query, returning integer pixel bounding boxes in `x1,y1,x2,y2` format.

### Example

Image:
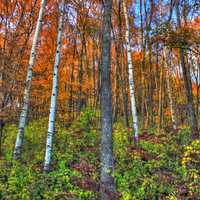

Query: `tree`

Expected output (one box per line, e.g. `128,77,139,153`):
175,0,199,139
100,0,115,199
13,0,46,160
164,48,177,129
0,0,36,156
123,0,139,144
43,0,64,172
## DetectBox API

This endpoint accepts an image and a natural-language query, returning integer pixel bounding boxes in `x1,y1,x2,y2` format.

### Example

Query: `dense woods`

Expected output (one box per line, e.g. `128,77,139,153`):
0,0,199,199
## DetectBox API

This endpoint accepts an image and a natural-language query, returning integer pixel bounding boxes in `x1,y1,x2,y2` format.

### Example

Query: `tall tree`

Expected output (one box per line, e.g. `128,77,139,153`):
123,0,139,144
139,0,146,129
175,0,199,139
158,54,164,130
13,0,46,160
164,48,177,129
43,0,64,172
100,0,115,199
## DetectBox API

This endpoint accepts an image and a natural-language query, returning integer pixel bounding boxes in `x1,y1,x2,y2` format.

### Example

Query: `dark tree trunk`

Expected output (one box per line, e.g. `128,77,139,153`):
0,120,5,156
112,27,120,122
148,44,154,127
180,50,198,138
92,39,97,109
144,0,154,128
100,0,115,199
140,0,146,129
176,0,199,139
77,41,84,115
119,0,129,128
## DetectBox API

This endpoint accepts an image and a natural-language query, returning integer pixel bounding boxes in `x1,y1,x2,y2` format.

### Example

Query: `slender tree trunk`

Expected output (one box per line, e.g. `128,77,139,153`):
92,39,97,108
68,64,74,123
175,0,199,138
155,42,159,91
123,0,139,144
164,49,177,129
100,0,115,199
113,55,120,122
67,39,76,123
144,0,154,128
0,16,7,155
0,63,4,156
158,59,163,130
77,45,83,114
95,56,101,109
13,0,46,160
116,0,129,128
189,53,200,118
0,120,5,156
147,44,154,127
139,0,146,129
112,28,120,123
123,86,129,128
121,50,130,128
43,0,64,172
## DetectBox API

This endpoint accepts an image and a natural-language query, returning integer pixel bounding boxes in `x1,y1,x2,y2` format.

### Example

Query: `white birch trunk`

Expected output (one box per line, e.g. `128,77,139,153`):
164,49,177,129
43,0,64,172
166,70,177,129
13,0,46,160
123,1,139,143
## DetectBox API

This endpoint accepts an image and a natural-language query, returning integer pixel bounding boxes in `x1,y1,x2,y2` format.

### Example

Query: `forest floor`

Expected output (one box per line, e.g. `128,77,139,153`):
0,109,199,200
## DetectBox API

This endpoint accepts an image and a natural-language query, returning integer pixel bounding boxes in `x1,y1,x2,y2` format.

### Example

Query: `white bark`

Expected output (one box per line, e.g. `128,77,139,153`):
13,0,46,160
44,0,64,172
123,1,139,143
164,49,177,129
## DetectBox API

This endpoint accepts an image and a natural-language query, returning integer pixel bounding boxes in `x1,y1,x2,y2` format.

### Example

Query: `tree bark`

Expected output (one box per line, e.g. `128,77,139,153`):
175,0,199,138
139,0,146,130
164,49,177,129
123,0,139,144
13,0,46,160
158,58,163,130
100,0,115,199
43,0,64,172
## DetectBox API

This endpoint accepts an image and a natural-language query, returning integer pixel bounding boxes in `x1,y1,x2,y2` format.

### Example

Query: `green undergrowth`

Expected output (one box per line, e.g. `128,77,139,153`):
0,109,199,199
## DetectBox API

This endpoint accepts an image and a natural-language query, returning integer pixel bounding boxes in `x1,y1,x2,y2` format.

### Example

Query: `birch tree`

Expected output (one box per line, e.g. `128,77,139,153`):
13,0,46,160
123,0,139,143
164,49,177,129
43,0,64,172
100,0,115,199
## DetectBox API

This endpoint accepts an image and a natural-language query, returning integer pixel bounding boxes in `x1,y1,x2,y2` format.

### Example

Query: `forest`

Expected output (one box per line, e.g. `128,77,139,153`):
0,0,200,199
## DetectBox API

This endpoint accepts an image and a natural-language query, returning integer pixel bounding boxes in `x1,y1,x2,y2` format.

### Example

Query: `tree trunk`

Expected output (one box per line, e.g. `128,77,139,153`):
13,0,46,160
67,63,75,124
67,39,76,124
158,59,163,130
116,0,129,128
77,44,84,114
139,0,146,129
92,39,97,109
164,49,177,129
112,27,120,123
0,120,5,156
43,0,64,172
175,0,199,138
147,44,154,127
100,0,115,199
113,54,120,122
123,0,139,144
